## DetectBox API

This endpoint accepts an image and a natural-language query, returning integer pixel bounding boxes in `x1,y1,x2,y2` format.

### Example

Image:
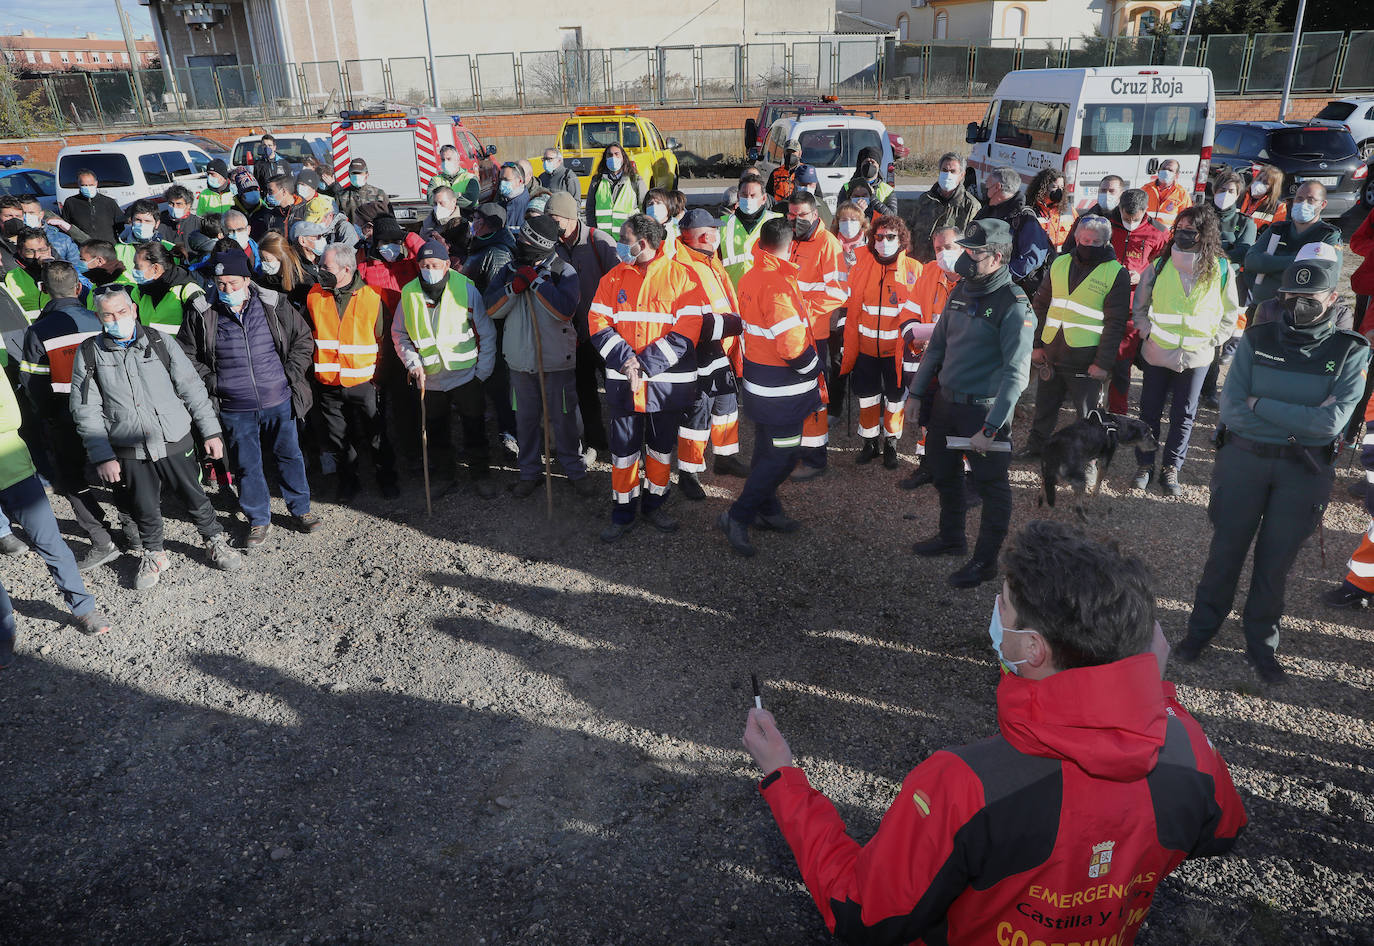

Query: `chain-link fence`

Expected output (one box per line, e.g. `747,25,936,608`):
15,32,1374,133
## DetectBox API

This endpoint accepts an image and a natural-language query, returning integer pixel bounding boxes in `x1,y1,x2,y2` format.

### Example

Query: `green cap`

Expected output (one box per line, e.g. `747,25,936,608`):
1278,258,1339,294
957,218,1012,250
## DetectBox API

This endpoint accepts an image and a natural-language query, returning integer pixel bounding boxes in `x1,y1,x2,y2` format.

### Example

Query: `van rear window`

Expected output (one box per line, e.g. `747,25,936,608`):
994,100,1069,153
1081,103,1207,156
57,154,134,189
797,128,883,168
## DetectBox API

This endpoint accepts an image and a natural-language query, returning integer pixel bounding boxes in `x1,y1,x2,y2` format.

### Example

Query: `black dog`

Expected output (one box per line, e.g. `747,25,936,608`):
1040,410,1157,509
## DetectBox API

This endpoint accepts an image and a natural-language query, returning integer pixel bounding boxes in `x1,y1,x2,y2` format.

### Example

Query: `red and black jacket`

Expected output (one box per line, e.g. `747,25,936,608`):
759,654,1247,945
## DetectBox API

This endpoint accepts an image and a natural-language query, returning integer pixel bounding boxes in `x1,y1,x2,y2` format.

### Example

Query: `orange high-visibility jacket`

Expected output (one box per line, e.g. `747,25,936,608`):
737,246,824,425
1143,180,1191,229
790,226,848,335
902,263,960,375
673,240,743,390
305,282,385,387
840,248,923,376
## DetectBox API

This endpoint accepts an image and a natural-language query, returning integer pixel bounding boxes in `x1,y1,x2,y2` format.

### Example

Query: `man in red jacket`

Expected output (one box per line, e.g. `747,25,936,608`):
1106,188,1170,414
743,519,1246,945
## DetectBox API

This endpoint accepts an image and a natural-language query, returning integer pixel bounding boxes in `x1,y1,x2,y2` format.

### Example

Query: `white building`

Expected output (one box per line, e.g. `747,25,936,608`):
837,0,1179,41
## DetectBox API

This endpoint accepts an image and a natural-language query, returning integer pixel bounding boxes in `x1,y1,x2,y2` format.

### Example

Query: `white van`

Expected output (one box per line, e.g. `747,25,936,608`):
965,67,1216,214
55,139,212,210
754,113,895,211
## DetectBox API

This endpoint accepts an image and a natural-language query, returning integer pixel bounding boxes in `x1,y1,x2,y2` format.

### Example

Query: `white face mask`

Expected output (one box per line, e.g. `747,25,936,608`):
1292,201,1320,224
312,237,327,256
443,160,460,176
420,267,447,285
434,202,457,222
104,315,137,339
1097,192,1119,212
22,212,41,228
1213,191,1237,212
937,247,963,275
231,230,250,248
647,203,668,224
131,221,155,240
874,236,900,258
208,174,225,190
988,596,1034,675
1156,168,1175,186
838,219,862,240
937,170,960,192
259,257,281,276
738,196,762,215
545,157,561,172
170,205,188,220
1122,216,1144,232
1249,180,1267,197
297,184,314,200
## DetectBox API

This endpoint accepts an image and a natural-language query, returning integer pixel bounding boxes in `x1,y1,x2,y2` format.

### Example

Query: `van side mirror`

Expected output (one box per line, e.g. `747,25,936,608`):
666,137,680,151
966,122,988,144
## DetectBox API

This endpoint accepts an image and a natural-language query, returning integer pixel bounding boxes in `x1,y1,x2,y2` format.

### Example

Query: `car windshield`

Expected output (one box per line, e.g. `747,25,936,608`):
57,153,134,188
796,127,883,168
579,122,623,149
231,138,318,164
1269,128,1357,159
1314,102,1356,122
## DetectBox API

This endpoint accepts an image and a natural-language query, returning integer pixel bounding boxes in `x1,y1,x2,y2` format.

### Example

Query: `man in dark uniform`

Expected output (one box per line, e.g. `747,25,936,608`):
906,219,1034,589
1181,258,1370,684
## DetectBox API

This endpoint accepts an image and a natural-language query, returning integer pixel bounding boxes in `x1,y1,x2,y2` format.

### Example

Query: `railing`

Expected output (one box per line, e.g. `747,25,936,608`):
11,31,1374,134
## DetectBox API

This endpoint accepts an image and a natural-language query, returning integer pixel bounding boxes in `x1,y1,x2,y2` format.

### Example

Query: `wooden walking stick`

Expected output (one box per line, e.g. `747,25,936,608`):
418,373,432,518
528,291,555,520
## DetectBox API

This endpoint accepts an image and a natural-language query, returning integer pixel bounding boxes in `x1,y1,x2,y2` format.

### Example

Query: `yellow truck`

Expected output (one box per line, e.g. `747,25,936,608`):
529,105,680,196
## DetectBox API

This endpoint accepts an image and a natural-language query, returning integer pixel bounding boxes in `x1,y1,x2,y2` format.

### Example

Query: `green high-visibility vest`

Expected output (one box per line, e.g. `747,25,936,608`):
196,188,236,217
1043,254,1122,348
1147,259,1229,352
872,180,894,204
429,169,476,203
3,267,48,323
720,210,778,290
400,273,480,375
593,178,637,233
133,281,204,335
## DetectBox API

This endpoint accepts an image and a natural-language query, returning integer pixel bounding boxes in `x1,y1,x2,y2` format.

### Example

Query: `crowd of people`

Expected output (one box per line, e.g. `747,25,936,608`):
0,139,1371,683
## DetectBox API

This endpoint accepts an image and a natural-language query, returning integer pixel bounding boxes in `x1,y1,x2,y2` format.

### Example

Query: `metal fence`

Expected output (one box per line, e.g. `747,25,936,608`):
16,31,1374,133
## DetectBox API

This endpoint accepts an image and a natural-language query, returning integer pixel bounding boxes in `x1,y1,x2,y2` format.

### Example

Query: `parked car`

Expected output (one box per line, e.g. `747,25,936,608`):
1310,96,1374,160
528,105,679,196
753,112,895,210
1210,121,1367,218
119,132,232,165
55,139,212,210
965,66,1216,213
745,98,908,163
0,156,59,213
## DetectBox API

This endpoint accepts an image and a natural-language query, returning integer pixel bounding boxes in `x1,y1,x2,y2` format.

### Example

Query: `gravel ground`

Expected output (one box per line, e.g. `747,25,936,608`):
3,221,1373,945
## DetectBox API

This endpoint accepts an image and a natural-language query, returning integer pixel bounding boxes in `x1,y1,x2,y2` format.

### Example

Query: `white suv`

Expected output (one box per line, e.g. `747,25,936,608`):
753,113,895,211
1312,97,1374,160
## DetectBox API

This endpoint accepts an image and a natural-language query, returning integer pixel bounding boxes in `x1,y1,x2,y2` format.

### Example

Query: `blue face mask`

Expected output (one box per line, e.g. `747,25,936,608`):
265,193,279,208
606,155,623,174
220,287,247,308
131,222,154,241
103,316,136,339
499,179,519,199
241,190,261,207
937,170,960,192
1292,200,1319,224
988,595,1033,675
350,174,366,189
130,269,148,285
79,185,97,199
616,240,636,264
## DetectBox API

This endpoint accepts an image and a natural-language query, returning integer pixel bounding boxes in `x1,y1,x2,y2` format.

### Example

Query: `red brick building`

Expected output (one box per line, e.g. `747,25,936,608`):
1,30,158,73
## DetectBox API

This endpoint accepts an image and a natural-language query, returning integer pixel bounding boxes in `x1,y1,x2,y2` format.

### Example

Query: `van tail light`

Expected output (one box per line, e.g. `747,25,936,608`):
1354,163,1369,181
1062,147,1080,201
887,161,896,186
1194,146,1212,198
245,150,253,167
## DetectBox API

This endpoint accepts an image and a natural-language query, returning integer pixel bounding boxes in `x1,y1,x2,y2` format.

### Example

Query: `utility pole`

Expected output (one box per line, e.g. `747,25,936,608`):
1278,0,1308,121
115,0,149,124
421,0,439,108
1176,0,1197,67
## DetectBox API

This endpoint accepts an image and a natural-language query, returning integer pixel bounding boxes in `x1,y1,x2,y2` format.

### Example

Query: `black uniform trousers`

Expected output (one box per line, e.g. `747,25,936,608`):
926,394,1013,563
1187,443,1333,661
424,378,491,479
313,380,397,488
47,417,117,548
730,422,803,525
112,434,223,553
1026,366,1103,450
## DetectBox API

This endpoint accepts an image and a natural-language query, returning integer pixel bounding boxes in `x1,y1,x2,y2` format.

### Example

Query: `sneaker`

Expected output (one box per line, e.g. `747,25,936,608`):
643,507,679,533
717,511,756,557
0,533,25,555
948,558,998,589
677,472,706,501
571,475,598,498
856,438,879,465
0,616,17,668
77,542,119,572
510,479,540,499
244,523,273,550
882,440,899,470
599,518,637,544
581,446,598,468
204,533,243,572
898,467,934,490
1160,466,1181,498
501,432,519,456
1322,582,1371,610
713,454,749,478
1132,466,1153,490
294,512,324,534
135,551,171,590
1174,636,1205,664
1249,652,1289,686
790,464,826,482
73,610,112,636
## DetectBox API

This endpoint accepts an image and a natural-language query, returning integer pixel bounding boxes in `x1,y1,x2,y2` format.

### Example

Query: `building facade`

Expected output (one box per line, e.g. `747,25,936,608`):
1,30,159,73
841,0,1178,41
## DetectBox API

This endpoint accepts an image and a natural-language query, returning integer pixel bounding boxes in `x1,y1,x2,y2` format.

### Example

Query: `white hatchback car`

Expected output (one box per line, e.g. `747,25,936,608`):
753,113,895,211
1311,97,1374,160
55,139,212,210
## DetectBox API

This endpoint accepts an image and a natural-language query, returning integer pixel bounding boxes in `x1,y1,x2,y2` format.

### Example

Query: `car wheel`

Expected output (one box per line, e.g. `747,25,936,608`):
1360,139,1374,162
1364,176,1374,211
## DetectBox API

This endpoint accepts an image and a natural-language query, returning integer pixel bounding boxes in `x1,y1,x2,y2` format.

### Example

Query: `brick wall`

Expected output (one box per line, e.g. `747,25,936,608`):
7,93,1328,174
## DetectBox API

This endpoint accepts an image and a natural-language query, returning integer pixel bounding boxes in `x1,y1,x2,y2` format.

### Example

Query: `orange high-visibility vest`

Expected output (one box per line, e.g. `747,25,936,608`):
305,283,383,387
841,249,923,375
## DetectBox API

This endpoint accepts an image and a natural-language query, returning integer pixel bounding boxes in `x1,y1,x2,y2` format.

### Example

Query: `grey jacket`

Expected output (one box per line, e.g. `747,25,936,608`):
539,166,582,203
486,255,581,374
70,329,221,463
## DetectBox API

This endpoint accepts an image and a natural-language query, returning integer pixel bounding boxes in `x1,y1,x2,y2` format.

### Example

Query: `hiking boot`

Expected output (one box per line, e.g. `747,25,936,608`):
913,535,967,557
756,510,801,533
717,512,756,557
473,477,501,499
0,615,17,668
135,551,171,590
677,471,707,501
1173,636,1206,664
1249,652,1289,686
791,464,826,482
599,518,637,544
244,523,273,550
1160,466,1181,497
1322,582,1371,610
571,476,598,498
73,610,112,636
948,557,998,589
1131,466,1153,490
643,507,679,533
294,512,324,534
1200,394,1221,411
899,467,934,490
77,541,119,572
0,533,25,555
204,533,243,572
882,440,899,469
510,479,540,499
856,438,879,465
713,454,749,478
